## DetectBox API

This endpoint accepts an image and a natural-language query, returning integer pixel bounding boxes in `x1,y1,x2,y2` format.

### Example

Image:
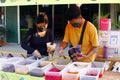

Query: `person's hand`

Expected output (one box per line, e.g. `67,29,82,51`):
76,54,88,61
33,50,42,57
58,47,63,57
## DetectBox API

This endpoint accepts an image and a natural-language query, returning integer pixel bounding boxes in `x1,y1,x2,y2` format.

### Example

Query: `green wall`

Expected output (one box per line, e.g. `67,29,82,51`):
6,6,18,43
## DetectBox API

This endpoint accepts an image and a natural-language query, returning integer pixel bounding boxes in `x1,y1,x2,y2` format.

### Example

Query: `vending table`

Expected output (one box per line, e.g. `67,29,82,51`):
0,71,44,80
99,71,120,80
0,71,120,80
96,56,120,71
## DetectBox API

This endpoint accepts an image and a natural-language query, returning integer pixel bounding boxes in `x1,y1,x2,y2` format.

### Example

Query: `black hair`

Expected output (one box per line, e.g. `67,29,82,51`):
65,6,81,21
36,12,48,24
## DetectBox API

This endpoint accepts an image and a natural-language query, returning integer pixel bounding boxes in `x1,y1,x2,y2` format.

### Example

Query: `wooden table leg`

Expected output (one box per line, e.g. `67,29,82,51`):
107,61,116,71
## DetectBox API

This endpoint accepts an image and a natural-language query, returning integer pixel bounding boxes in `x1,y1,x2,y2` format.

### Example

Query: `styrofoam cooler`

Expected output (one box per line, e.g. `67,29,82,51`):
45,63,66,80
15,59,36,74
29,61,51,77
91,62,105,78
80,68,100,80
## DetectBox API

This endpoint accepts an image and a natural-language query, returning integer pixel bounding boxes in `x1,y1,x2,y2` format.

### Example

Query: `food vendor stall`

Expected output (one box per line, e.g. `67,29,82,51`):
0,0,120,80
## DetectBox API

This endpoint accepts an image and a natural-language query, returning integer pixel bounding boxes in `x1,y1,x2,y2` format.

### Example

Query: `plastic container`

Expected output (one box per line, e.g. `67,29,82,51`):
45,63,65,80
91,62,105,78
29,61,51,77
100,18,111,30
27,56,40,60
67,62,91,73
15,59,36,74
61,67,79,80
2,64,15,72
61,62,90,80
40,56,55,62
54,57,71,65
7,57,24,64
106,47,115,58
16,59,35,66
0,58,8,70
80,68,100,80
27,55,48,60
0,57,24,72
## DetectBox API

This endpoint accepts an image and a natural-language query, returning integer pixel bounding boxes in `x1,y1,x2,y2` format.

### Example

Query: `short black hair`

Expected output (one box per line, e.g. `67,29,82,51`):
36,12,48,24
65,6,81,21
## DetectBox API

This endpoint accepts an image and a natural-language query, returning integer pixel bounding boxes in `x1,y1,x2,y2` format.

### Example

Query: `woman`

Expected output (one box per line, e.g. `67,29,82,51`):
21,13,53,58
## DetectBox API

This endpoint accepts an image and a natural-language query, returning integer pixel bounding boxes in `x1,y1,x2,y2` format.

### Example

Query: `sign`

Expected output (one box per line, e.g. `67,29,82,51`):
0,0,37,6
99,31,109,46
108,31,120,48
99,31,120,48
0,0,120,6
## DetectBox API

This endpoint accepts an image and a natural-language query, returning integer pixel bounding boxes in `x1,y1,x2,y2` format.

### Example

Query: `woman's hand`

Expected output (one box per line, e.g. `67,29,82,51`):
33,50,42,57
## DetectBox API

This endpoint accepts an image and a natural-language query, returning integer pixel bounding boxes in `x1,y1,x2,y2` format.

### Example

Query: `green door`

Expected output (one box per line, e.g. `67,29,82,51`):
6,6,18,43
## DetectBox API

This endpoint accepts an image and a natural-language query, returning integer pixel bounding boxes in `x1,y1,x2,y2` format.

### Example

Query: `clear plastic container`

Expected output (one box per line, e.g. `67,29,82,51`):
45,63,65,80
15,59,36,74
0,58,8,70
80,68,100,80
29,61,51,77
40,56,56,62
54,58,71,65
67,62,91,73
7,57,24,64
91,62,105,78
61,67,80,80
61,62,90,80
1,57,24,72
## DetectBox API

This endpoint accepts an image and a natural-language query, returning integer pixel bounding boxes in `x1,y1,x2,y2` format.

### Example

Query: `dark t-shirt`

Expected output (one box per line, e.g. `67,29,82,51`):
21,27,53,56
